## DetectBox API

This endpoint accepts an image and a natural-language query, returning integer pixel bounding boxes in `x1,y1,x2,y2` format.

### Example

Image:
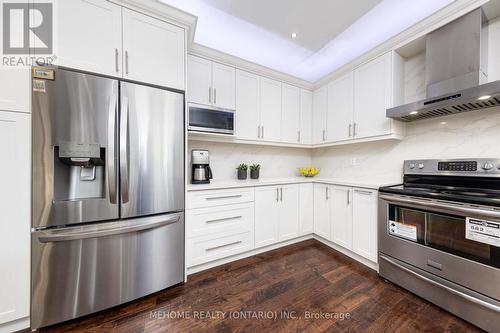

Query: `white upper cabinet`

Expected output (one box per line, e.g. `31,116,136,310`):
259,77,282,142
313,183,331,240
235,70,260,140
299,89,313,145
122,8,185,90
352,188,378,262
312,85,328,144
331,186,353,250
43,1,186,89
281,84,301,143
212,62,236,109
188,55,236,109
51,0,122,77
187,56,212,105
327,72,354,142
0,68,30,113
0,111,30,326
353,52,394,139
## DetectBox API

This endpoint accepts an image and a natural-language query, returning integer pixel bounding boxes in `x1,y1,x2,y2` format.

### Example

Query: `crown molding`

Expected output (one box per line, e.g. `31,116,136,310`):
189,44,314,90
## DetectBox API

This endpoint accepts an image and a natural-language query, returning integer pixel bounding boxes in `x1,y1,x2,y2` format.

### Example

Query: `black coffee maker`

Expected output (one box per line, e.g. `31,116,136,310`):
191,149,213,184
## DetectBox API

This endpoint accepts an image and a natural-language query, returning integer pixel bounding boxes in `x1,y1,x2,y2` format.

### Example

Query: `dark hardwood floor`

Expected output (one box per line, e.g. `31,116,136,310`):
35,240,482,333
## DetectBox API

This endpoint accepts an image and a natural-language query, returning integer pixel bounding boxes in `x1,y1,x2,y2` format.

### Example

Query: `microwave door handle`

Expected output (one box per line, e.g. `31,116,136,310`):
107,92,118,204
120,96,130,203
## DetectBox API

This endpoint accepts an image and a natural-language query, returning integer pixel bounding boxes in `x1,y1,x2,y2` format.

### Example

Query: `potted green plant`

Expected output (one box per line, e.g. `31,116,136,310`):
250,164,260,179
236,163,248,180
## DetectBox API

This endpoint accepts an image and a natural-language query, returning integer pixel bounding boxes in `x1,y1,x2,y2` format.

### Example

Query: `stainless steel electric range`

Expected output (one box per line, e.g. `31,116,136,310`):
378,159,500,332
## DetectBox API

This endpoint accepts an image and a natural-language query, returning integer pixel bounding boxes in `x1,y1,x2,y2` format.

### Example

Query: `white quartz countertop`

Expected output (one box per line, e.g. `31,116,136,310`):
187,177,399,191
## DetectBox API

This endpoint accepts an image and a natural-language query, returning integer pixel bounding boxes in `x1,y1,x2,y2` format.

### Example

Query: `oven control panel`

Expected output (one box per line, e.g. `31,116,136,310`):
404,159,500,177
438,161,477,171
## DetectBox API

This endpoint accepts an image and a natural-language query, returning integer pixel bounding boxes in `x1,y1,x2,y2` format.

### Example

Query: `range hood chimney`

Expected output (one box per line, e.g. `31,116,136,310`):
387,8,500,122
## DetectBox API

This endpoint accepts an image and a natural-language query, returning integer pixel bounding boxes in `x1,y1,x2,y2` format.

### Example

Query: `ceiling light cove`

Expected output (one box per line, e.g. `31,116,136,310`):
161,0,454,82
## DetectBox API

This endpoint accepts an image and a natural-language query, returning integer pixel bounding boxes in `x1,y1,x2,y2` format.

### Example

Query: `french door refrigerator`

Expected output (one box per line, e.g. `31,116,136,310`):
30,68,185,329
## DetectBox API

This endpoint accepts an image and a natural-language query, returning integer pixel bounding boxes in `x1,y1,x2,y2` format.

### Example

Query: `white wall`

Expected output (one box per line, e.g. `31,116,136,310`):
312,107,500,184
188,140,312,181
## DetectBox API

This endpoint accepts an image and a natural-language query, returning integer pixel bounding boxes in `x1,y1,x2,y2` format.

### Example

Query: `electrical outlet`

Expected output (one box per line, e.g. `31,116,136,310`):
351,158,357,166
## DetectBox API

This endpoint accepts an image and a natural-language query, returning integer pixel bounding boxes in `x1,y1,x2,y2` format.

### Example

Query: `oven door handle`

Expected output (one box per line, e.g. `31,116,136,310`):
379,194,500,220
380,254,500,313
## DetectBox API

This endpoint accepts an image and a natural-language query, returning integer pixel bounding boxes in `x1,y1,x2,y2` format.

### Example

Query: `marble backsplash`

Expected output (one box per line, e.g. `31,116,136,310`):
188,140,312,181
312,107,500,185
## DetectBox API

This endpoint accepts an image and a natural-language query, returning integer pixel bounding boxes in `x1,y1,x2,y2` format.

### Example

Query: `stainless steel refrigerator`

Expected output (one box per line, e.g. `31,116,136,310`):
30,68,185,329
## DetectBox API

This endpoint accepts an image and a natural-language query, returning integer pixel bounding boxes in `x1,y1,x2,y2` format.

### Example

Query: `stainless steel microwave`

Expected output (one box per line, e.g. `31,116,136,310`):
188,103,234,135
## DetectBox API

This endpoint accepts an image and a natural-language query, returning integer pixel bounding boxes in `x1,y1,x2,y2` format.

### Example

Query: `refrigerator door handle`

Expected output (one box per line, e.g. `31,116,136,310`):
107,93,118,204
120,96,130,203
36,215,180,243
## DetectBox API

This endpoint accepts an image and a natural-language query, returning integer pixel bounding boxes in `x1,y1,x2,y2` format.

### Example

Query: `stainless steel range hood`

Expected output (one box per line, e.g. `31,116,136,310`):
387,8,500,122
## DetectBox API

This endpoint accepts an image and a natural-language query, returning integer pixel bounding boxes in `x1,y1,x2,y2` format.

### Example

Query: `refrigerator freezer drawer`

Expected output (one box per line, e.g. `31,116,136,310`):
31,212,185,329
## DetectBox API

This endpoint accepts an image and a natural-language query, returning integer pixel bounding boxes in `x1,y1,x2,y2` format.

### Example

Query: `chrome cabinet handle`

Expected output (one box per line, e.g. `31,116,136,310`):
214,88,217,104
209,87,212,104
114,48,119,73
297,131,301,143
280,187,283,202
355,189,373,195
125,51,129,75
276,188,279,202
120,96,130,203
37,215,180,243
326,187,329,200
206,240,242,252
206,216,242,224
347,189,350,205
380,254,500,313
322,129,325,141
262,126,264,139
258,125,261,139
206,194,242,201
348,124,352,137
107,92,118,204
353,122,357,136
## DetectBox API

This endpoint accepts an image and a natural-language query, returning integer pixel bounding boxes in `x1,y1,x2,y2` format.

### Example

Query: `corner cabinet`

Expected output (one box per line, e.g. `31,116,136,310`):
313,183,378,263
35,0,186,90
0,111,30,327
313,51,405,146
255,185,299,248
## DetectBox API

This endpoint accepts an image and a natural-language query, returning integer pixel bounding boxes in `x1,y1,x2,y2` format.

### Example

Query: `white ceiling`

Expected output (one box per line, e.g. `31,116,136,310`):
161,0,455,82
199,0,382,52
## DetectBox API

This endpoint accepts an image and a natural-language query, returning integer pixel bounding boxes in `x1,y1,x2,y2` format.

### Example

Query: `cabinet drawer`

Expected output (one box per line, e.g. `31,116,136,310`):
187,231,254,267
187,203,254,239
187,188,254,209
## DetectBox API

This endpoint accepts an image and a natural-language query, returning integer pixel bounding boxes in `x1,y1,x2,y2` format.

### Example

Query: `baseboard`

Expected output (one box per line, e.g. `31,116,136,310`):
1,316,29,333
313,235,379,271
187,234,314,275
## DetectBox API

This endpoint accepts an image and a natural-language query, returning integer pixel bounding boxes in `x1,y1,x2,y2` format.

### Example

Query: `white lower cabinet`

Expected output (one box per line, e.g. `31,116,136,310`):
352,188,378,262
299,183,313,235
0,111,30,326
313,183,378,263
313,183,331,239
331,186,353,250
255,184,299,248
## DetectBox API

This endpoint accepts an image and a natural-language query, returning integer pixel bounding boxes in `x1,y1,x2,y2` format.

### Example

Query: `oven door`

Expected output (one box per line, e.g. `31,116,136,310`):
188,104,234,135
378,193,500,301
